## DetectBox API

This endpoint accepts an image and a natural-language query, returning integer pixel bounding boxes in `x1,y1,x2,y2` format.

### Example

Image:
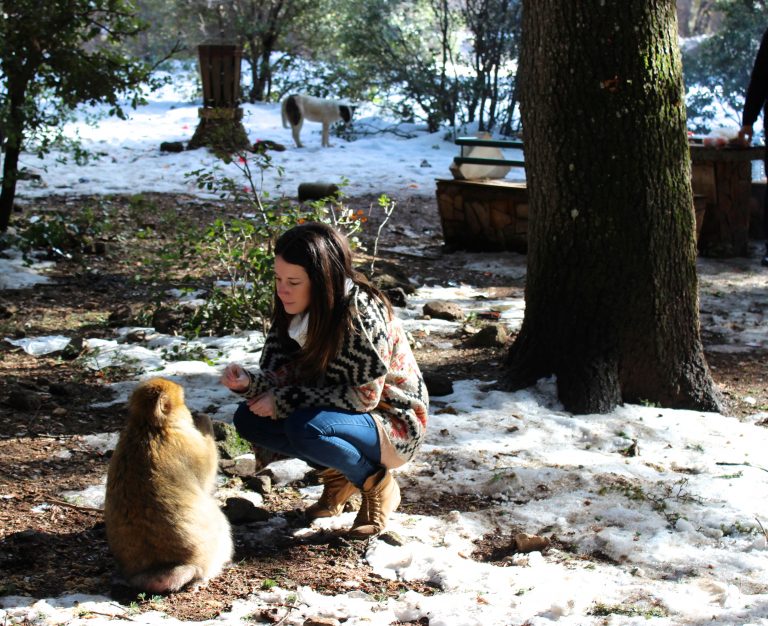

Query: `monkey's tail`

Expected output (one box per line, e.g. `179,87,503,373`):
129,564,202,594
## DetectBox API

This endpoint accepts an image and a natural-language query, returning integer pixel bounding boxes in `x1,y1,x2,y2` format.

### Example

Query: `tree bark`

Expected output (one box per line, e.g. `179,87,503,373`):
502,0,721,414
0,79,30,232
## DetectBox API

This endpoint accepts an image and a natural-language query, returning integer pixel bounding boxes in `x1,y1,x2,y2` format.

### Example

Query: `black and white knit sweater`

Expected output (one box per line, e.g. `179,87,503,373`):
238,286,429,468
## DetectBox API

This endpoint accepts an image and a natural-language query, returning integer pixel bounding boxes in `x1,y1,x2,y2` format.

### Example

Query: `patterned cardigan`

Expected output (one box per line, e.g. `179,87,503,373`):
237,286,429,470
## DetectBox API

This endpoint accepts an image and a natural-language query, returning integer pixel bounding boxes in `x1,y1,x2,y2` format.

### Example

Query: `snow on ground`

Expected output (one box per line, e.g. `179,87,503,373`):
13,69,524,202
2,71,768,626
3,251,768,626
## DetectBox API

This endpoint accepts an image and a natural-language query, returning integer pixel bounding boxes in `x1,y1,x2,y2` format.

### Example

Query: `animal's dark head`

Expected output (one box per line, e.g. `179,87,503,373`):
339,104,354,123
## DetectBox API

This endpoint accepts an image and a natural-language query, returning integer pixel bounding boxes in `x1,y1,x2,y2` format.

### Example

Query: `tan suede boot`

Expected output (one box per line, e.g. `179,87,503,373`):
305,468,359,521
348,468,400,538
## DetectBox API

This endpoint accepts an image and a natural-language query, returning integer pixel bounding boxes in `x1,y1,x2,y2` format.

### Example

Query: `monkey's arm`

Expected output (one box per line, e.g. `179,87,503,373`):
192,412,214,438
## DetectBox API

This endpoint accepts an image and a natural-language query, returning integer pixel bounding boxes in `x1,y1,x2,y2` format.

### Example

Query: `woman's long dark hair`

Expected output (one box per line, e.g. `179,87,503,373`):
273,222,391,379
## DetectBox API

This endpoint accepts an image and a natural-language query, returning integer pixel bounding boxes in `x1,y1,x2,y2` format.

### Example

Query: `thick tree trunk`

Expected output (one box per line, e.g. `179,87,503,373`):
247,48,273,103
503,0,721,414
248,62,263,103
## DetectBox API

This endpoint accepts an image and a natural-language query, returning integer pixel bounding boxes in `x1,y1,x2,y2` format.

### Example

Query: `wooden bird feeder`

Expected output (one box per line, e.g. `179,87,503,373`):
188,43,250,153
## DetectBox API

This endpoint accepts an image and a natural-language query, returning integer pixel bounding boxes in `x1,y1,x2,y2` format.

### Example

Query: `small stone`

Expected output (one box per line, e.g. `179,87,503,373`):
303,617,341,626
513,533,551,553
213,420,252,459
377,530,405,546
374,272,414,294
245,474,272,494
222,497,271,524
220,456,257,477
464,323,508,348
124,330,147,343
385,287,408,307
423,300,464,321
422,371,453,397
159,141,185,153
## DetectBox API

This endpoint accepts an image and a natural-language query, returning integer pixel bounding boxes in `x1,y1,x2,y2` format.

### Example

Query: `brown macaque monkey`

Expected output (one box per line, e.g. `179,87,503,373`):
105,377,233,594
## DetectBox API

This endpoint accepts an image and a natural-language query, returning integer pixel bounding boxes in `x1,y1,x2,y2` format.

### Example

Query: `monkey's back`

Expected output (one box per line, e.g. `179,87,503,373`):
104,421,229,577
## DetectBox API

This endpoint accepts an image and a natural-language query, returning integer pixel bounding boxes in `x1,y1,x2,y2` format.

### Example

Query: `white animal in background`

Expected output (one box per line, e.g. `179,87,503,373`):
281,93,354,148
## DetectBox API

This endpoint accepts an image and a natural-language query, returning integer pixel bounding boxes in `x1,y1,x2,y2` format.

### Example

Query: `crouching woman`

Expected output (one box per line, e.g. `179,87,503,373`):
221,222,429,537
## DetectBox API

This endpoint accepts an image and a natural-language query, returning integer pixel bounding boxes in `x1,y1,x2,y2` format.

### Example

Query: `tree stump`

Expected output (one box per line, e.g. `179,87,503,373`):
188,43,249,154
187,106,250,153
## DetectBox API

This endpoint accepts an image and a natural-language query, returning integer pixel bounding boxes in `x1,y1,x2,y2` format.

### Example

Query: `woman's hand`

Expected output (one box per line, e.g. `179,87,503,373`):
220,363,250,392
247,392,276,419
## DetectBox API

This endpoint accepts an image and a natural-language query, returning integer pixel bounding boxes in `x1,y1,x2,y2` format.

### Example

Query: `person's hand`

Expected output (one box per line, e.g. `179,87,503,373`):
737,125,754,147
247,392,276,419
220,363,250,392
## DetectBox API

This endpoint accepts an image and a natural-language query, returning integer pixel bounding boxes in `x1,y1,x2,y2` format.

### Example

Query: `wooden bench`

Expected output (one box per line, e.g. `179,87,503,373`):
452,136,525,169
437,136,529,253
439,136,754,255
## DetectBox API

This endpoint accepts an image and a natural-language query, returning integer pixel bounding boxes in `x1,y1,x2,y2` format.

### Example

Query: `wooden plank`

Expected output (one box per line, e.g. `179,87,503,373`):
455,137,524,150
454,157,525,167
690,145,764,163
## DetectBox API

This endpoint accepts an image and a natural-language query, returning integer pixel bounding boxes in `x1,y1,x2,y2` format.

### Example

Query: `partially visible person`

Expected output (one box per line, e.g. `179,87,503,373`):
221,222,429,537
738,26,768,267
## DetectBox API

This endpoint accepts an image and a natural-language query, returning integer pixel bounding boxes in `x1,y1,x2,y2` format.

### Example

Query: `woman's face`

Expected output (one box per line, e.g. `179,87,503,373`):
275,255,311,315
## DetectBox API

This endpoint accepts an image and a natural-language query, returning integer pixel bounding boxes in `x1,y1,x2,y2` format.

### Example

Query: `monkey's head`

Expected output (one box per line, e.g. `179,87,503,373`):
128,377,190,427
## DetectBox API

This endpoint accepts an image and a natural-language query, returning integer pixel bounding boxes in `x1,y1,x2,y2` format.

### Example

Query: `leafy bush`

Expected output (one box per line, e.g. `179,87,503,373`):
183,216,277,336
16,209,105,260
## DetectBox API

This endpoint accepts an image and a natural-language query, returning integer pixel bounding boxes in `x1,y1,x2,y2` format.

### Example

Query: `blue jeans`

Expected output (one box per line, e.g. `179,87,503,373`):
233,404,381,487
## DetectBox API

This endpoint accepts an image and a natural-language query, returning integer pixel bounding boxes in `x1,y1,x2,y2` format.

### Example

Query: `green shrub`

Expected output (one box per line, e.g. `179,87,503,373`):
17,209,104,260
182,149,393,337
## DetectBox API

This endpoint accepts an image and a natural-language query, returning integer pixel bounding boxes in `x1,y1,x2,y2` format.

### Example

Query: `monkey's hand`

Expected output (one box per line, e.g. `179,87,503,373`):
246,392,276,419
221,363,250,392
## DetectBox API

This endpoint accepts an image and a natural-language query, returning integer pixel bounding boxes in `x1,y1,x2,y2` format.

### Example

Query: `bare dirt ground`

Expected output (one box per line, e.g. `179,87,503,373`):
0,192,766,621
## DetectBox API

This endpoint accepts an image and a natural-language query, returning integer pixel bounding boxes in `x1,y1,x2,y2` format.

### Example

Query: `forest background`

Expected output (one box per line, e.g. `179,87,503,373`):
101,0,768,134
1,0,766,236
2,0,768,165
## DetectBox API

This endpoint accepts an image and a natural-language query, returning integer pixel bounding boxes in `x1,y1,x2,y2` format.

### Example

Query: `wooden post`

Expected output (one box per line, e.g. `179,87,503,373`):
188,43,250,153
691,145,763,257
